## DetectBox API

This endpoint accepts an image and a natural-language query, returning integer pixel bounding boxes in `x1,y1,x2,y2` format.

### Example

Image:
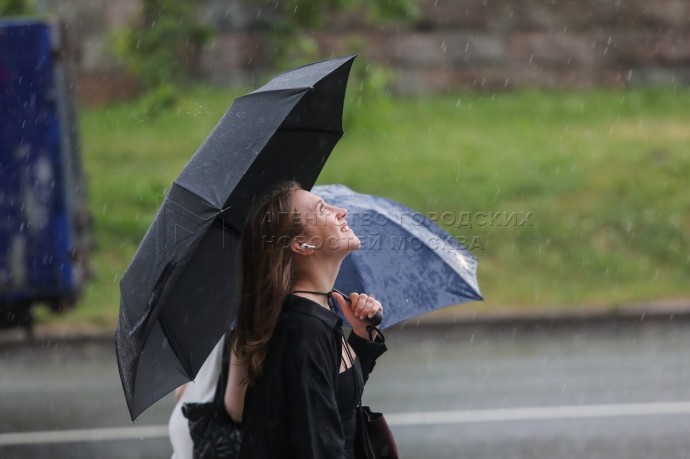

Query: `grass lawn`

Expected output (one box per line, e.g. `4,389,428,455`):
39,84,690,329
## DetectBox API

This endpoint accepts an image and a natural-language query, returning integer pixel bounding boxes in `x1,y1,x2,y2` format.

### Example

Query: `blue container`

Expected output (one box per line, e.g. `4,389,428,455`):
0,19,87,326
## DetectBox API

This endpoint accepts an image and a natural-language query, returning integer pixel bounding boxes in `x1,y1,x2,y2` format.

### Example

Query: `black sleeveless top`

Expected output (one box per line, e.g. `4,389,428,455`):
337,352,363,459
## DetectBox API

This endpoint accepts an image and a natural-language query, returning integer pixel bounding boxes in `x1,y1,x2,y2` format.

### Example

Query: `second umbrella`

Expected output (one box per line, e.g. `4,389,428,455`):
313,184,483,329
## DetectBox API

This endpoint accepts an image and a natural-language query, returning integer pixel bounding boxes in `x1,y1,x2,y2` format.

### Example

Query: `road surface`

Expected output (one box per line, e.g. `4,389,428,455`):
1,320,689,458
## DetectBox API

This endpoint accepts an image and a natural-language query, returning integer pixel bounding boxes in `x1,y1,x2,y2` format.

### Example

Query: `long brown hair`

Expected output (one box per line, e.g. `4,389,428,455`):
232,180,303,386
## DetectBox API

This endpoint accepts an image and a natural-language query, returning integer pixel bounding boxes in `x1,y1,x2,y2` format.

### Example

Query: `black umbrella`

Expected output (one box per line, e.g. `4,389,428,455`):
313,184,482,329
116,55,356,420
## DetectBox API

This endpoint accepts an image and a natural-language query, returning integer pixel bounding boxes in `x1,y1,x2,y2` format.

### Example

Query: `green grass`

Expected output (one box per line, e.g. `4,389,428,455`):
44,85,690,329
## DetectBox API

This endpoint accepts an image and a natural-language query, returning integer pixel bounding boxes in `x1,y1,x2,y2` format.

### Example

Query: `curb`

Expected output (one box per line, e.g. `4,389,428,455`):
0,328,114,349
2,300,690,348
397,299,690,329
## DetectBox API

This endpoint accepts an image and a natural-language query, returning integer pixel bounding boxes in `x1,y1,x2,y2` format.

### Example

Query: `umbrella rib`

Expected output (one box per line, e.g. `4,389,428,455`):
248,86,313,96
167,182,219,217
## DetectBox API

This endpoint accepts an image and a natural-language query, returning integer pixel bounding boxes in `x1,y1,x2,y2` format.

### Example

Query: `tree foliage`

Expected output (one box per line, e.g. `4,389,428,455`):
252,0,417,70
0,0,34,16
112,0,213,105
250,0,417,123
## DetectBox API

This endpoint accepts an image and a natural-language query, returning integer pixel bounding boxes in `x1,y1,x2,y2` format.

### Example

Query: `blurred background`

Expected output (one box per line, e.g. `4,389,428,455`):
1,0,689,458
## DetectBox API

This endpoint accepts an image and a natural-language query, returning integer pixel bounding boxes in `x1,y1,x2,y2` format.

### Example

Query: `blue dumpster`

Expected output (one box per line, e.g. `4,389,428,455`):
0,19,90,329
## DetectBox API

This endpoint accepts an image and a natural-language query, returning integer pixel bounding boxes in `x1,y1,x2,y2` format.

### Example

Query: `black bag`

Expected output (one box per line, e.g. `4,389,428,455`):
348,326,399,459
354,405,399,459
182,334,243,459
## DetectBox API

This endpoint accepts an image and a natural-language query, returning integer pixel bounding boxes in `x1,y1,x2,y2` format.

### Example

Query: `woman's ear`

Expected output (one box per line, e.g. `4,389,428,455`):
290,237,312,255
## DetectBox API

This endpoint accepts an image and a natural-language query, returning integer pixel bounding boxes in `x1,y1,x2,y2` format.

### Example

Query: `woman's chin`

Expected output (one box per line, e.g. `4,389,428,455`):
346,234,361,251
336,236,360,253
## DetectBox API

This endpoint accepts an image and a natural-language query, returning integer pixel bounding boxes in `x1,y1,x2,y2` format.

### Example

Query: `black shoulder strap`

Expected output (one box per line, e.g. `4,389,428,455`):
213,332,231,406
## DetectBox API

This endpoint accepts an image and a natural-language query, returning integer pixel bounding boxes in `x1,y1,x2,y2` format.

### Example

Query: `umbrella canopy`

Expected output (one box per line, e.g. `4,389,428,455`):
117,56,356,420
312,184,482,329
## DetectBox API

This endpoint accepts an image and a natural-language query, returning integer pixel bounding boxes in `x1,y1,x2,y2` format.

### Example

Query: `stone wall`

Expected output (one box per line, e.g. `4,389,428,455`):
36,0,141,104
37,0,690,103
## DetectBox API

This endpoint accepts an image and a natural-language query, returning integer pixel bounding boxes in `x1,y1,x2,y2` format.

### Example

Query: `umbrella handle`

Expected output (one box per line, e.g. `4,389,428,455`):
332,288,383,326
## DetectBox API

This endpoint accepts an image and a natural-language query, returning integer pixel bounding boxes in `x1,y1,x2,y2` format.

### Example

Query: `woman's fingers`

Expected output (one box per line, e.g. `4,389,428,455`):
333,291,358,321
351,293,382,320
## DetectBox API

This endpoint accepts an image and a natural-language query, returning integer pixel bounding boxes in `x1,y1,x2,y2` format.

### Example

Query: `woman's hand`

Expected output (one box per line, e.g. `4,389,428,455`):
332,291,383,339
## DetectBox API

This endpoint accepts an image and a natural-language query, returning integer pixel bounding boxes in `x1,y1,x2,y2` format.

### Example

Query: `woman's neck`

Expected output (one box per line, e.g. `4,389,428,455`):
291,280,333,310
291,291,330,309
291,264,342,310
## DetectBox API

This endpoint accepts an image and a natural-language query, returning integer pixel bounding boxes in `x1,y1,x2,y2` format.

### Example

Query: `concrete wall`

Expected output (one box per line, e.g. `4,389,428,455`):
36,0,690,103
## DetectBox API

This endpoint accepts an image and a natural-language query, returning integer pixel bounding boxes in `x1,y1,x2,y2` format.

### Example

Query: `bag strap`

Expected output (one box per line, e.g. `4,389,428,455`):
212,332,231,406
341,329,377,459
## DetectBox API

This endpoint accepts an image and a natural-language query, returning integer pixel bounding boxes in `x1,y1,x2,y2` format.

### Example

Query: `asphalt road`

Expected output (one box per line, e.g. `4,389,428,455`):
1,320,689,459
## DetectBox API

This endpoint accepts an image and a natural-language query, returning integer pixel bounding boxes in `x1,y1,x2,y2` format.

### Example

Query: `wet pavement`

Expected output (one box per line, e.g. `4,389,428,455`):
1,320,689,458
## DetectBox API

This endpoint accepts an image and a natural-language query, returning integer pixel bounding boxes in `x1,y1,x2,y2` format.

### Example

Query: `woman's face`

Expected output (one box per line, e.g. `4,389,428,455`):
293,189,360,253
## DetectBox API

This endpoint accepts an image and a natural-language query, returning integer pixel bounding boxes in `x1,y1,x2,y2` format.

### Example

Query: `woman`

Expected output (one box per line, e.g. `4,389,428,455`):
224,179,387,459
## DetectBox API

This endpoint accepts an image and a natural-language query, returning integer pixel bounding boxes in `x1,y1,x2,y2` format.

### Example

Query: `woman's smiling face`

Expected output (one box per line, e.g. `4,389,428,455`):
293,188,360,253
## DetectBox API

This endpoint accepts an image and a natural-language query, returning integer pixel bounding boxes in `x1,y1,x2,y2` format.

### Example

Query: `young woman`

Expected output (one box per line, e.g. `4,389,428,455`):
224,179,387,459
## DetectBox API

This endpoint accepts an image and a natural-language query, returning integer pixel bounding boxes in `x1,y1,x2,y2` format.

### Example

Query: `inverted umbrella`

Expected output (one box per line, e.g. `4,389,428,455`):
312,184,482,329
117,56,356,420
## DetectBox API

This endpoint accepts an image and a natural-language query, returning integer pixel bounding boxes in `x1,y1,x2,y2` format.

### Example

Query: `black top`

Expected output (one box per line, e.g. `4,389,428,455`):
336,357,363,459
238,293,387,459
